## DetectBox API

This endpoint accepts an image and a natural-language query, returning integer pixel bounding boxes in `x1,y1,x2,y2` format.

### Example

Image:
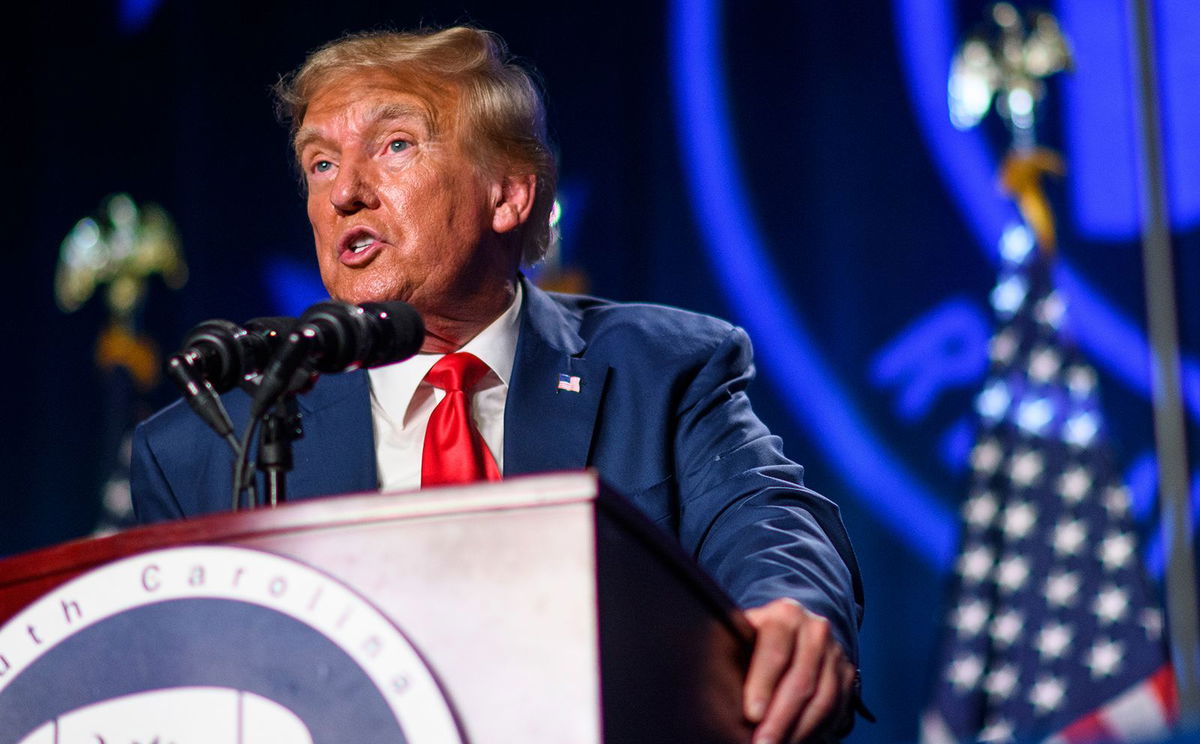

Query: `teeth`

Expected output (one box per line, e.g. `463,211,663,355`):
349,236,373,254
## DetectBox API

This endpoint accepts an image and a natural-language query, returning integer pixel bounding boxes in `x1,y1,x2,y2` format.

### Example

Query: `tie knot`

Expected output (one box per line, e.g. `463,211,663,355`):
425,352,491,393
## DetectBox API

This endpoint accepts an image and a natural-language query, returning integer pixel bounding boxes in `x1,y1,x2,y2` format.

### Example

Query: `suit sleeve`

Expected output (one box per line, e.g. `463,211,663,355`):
673,326,864,662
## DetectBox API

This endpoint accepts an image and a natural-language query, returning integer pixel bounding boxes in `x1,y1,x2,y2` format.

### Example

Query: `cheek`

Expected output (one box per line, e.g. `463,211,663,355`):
307,198,332,236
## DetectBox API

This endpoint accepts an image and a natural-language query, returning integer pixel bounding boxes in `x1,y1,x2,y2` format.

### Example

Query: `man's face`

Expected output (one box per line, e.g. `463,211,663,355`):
296,68,513,313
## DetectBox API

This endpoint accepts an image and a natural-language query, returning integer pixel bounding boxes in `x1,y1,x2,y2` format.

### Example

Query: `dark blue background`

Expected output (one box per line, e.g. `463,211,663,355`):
5,1,1197,741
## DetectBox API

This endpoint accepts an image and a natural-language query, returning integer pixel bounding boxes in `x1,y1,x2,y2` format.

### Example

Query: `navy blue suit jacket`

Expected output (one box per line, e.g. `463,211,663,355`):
132,280,863,658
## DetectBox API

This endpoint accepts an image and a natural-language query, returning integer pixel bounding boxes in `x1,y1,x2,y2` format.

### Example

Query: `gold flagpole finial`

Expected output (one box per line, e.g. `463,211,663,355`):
950,3,1073,256
55,193,188,390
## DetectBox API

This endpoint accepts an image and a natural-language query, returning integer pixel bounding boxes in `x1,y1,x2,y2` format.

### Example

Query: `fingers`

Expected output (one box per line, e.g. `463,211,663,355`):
742,599,855,744
788,648,855,742
743,601,800,722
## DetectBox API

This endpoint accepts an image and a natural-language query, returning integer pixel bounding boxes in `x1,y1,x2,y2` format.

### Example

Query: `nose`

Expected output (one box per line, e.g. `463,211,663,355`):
329,155,380,214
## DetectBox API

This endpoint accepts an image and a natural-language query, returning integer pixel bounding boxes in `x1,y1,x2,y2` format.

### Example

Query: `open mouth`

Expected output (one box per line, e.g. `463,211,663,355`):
338,228,385,265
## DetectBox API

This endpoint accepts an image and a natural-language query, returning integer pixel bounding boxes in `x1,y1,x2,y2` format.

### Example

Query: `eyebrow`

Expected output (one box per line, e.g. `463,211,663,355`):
292,102,436,158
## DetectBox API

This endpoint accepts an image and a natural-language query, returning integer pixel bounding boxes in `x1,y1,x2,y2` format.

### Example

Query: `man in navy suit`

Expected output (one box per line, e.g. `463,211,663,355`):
133,26,864,743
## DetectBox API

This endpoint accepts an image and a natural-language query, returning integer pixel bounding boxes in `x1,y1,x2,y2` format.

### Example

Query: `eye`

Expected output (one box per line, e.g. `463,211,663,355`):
313,160,333,173
388,139,410,153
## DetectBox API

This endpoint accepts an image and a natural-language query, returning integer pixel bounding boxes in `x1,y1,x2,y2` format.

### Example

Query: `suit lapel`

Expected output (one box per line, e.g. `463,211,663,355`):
290,369,378,499
280,280,606,493
504,280,609,476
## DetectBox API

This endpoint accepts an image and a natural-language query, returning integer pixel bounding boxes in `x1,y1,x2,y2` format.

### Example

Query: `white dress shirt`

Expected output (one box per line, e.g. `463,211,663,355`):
368,283,523,492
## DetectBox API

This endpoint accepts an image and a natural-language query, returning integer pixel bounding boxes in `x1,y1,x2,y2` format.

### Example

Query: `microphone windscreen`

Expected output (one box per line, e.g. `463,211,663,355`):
179,319,245,392
244,316,298,336
358,301,425,366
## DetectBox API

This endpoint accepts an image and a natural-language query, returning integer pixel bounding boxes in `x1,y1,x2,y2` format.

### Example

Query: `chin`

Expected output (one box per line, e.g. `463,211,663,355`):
332,285,409,307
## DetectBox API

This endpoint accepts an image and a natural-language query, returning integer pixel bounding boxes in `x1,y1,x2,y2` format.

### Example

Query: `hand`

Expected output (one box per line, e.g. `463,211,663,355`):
742,598,856,743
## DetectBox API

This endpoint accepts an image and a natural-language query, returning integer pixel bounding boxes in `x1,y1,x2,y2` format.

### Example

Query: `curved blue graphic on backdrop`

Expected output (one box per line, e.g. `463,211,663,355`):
669,0,957,568
671,0,1198,570
893,0,1200,417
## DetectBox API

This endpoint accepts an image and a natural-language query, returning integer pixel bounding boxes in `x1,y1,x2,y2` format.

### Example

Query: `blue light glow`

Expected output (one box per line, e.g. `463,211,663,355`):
893,0,1200,424
670,0,957,568
674,0,1199,572
939,417,975,473
1143,472,1200,579
1124,450,1159,521
265,258,328,317
118,0,160,34
870,299,991,421
1057,0,1200,238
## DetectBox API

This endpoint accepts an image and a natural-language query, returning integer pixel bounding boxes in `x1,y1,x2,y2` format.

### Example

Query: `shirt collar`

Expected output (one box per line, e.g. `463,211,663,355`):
367,282,523,407
457,280,522,386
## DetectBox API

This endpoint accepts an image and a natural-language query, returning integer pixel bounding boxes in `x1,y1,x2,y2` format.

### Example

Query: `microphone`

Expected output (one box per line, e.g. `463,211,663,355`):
250,300,424,418
170,317,297,393
167,316,297,439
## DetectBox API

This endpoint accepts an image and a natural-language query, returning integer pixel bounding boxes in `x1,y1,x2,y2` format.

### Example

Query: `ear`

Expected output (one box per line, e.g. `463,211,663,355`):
491,173,538,235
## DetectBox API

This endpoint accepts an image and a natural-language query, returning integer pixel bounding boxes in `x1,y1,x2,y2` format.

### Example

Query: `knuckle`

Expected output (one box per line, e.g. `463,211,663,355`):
761,644,792,668
786,670,818,701
805,615,832,644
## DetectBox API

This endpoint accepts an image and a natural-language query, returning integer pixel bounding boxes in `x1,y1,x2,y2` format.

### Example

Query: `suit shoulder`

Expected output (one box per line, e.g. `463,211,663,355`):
138,396,199,440
136,387,251,446
546,291,742,356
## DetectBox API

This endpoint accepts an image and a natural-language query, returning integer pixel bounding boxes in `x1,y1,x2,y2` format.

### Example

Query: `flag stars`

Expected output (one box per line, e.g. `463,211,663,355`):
991,274,1029,317
1044,570,1081,608
1035,622,1073,660
964,491,1000,529
953,598,991,637
1035,292,1065,329
1103,485,1131,517
996,555,1031,592
1057,466,1092,504
1009,450,1044,487
1066,365,1097,397
1141,608,1164,640
1029,675,1067,714
979,717,1015,743
1098,532,1135,571
958,544,995,583
977,382,1013,423
1094,585,1130,624
990,330,1019,364
1016,398,1055,435
990,609,1024,647
985,664,1019,700
1065,412,1099,447
1053,518,1088,557
1027,346,1061,382
1001,502,1038,541
972,439,1004,474
948,653,985,691
1000,223,1035,264
1086,639,1124,678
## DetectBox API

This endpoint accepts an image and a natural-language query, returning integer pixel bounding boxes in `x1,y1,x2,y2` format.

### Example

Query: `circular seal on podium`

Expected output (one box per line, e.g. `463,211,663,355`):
0,545,464,744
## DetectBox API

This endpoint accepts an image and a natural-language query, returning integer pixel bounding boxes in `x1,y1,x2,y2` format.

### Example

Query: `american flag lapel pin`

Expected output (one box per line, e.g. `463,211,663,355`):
556,373,581,393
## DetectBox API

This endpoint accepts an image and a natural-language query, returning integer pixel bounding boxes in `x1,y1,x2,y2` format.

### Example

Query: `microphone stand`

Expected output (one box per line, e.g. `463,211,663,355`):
256,396,303,508
235,366,311,512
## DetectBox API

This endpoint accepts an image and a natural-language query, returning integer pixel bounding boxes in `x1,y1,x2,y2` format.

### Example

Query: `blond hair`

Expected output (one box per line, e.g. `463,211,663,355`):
275,27,557,264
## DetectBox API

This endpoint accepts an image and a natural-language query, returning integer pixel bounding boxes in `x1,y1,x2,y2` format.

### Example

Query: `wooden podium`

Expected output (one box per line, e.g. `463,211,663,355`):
0,472,753,743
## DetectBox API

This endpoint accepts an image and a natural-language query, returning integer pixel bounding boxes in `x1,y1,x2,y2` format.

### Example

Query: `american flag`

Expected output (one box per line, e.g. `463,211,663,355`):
921,225,1176,743
557,373,581,393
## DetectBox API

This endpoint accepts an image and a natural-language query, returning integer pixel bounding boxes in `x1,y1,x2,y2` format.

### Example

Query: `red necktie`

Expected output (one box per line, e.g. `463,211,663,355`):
421,352,501,487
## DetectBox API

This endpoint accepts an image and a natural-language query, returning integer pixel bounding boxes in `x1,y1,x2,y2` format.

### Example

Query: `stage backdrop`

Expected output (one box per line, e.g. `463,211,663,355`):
6,1,1198,742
